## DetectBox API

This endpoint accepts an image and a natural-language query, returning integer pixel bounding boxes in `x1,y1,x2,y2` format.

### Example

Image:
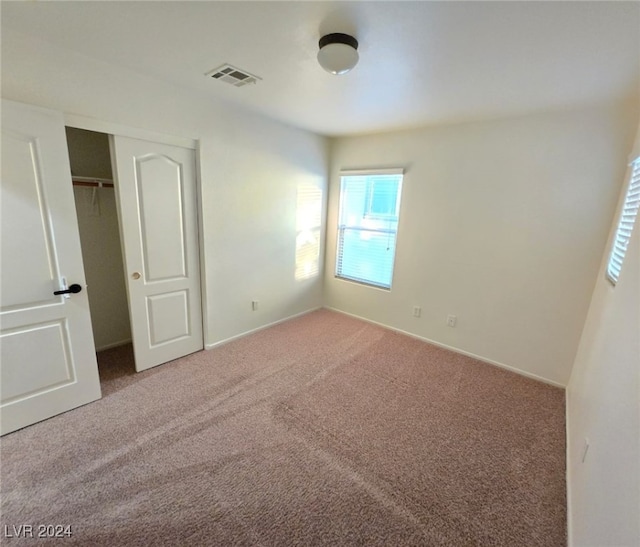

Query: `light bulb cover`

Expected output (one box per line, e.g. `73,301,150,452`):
317,33,359,75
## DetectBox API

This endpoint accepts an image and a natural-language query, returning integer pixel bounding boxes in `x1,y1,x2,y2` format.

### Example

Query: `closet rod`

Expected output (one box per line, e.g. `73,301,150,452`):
72,176,114,188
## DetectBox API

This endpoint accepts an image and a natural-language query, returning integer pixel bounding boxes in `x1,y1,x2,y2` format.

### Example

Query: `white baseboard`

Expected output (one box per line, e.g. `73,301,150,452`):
205,307,321,350
323,306,566,389
95,338,132,352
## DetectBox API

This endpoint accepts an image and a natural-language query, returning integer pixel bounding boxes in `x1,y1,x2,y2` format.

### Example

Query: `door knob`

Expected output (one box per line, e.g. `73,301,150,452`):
53,284,82,295
132,272,141,280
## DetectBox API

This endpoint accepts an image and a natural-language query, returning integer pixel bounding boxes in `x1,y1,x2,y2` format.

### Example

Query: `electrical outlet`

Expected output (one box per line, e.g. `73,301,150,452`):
252,300,259,311
413,306,421,318
447,314,457,327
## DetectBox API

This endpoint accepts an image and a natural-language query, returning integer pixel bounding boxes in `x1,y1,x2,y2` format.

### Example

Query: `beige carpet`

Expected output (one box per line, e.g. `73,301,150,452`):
0,309,566,546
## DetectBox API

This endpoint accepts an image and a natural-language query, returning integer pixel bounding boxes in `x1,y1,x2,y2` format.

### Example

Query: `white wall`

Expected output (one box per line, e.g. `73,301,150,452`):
2,28,329,347
325,103,637,386
566,125,640,546
66,127,113,179
73,187,131,351
67,127,131,351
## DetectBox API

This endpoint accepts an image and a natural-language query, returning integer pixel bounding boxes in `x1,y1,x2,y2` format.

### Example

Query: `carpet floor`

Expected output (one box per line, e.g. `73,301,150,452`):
0,309,566,546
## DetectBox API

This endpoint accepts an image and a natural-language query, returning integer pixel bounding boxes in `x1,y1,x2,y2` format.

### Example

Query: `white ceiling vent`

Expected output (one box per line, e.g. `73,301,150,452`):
206,64,261,87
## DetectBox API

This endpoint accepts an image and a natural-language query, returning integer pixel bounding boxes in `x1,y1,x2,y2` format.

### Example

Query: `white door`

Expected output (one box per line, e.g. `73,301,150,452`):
111,136,203,372
1,100,101,436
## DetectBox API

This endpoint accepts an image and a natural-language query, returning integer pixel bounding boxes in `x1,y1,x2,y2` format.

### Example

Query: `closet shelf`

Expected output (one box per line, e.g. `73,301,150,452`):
72,176,114,188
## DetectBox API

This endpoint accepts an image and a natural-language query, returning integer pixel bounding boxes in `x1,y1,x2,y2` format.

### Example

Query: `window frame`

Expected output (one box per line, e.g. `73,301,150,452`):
606,156,640,286
335,168,404,290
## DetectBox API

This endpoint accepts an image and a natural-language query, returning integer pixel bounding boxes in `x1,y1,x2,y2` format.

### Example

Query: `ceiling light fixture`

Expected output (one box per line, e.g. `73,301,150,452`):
317,33,359,75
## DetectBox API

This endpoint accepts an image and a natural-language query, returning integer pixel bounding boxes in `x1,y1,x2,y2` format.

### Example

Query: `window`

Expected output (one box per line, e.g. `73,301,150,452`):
336,169,404,289
607,157,640,285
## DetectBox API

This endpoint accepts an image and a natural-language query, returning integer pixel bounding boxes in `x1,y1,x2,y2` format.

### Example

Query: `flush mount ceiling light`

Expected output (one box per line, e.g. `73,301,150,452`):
317,33,359,75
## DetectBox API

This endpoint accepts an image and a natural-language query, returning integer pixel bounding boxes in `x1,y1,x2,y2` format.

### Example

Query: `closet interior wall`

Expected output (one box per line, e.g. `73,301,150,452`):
66,127,132,351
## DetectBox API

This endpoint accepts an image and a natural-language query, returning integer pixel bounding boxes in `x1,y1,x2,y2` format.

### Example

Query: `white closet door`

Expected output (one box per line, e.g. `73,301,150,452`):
1,100,101,435
111,136,203,372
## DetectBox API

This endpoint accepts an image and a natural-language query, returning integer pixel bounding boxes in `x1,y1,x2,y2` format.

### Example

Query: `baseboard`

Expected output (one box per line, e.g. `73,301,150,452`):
324,306,566,389
95,338,132,352
205,307,321,350
565,388,573,546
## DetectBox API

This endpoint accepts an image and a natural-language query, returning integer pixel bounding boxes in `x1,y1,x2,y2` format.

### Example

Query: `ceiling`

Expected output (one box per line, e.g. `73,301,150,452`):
2,1,639,137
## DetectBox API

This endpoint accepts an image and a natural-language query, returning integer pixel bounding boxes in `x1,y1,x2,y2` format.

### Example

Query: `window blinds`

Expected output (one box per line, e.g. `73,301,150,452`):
607,158,640,285
336,172,403,289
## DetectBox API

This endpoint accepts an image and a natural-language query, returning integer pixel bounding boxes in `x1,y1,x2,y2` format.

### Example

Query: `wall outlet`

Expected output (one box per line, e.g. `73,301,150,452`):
251,300,259,311
447,314,457,327
413,306,421,318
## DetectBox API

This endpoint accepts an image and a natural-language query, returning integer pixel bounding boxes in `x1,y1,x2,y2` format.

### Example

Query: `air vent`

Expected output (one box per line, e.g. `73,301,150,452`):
205,64,261,87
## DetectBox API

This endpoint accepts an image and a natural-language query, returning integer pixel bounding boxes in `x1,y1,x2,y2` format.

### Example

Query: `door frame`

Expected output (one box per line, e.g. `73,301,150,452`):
63,113,210,354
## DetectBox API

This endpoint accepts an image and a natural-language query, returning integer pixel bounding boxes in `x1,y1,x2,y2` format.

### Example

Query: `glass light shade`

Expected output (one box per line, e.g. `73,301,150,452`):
317,43,359,75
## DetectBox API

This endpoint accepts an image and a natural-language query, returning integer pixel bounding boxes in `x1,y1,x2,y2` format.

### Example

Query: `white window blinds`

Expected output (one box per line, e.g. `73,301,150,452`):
607,158,640,285
336,170,403,289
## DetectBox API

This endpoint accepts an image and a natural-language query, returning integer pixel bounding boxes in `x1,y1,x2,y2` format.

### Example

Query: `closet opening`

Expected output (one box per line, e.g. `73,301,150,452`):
65,127,136,384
